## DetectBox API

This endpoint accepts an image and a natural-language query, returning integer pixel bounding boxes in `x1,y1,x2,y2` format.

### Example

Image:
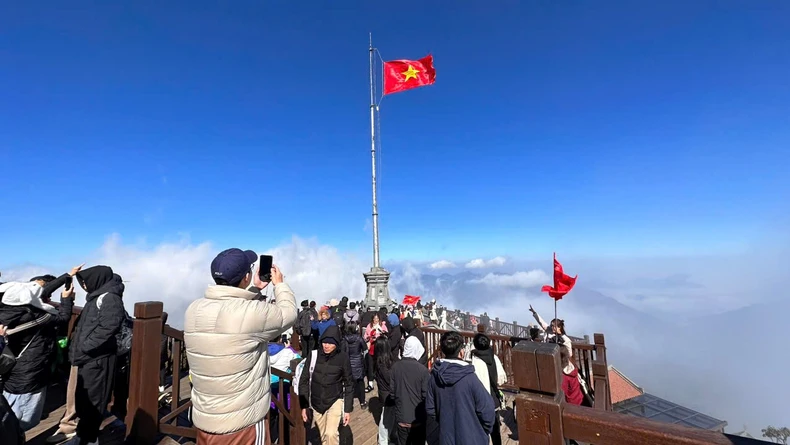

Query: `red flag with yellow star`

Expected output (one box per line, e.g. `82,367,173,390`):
383,55,436,96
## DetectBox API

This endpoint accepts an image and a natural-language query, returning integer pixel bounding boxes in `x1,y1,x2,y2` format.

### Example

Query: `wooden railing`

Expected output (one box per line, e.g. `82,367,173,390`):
511,341,770,444
420,324,609,405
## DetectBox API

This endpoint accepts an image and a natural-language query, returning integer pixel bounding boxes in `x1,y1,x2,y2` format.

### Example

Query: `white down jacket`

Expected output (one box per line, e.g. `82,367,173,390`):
184,283,297,434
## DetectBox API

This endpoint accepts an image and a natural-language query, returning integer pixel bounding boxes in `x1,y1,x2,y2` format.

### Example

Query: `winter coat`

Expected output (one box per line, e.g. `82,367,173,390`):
343,333,366,380
426,359,496,445
562,365,584,406
364,322,388,356
311,319,336,338
400,317,427,366
298,326,354,415
296,308,313,337
184,282,297,434
0,392,24,445
0,275,73,394
343,309,359,325
471,349,506,409
391,356,430,425
69,267,126,367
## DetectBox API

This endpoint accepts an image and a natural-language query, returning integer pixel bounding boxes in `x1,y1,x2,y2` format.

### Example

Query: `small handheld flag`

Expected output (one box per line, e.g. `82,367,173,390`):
541,253,577,301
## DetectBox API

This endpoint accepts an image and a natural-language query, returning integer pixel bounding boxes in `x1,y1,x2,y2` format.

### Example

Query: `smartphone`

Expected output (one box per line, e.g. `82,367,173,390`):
65,277,73,291
259,255,273,282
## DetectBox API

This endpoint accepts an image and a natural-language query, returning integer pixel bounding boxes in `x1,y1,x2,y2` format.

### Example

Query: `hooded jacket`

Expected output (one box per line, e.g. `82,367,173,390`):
391,337,430,425
343,332,366,380
0,275,74,394
387,314,403,360
298,325,354,414
343,308,359,325
184,282,297,434
426,359,496,445
470,348,506,409
400,316,427,366
69,267,125,367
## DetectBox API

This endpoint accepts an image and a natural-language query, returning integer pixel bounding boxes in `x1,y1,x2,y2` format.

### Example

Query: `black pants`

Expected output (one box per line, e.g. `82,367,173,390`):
353,378,366,405
365,353,376,384
76,355,116,444
395,423,426,445
300,337,310,356
491,410,502,445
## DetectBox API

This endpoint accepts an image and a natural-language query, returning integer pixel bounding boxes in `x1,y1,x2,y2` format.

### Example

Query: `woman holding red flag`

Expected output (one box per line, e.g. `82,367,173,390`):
529,305,572,358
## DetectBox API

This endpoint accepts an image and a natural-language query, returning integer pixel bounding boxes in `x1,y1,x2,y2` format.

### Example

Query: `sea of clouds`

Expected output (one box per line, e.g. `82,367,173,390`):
1,234,787,435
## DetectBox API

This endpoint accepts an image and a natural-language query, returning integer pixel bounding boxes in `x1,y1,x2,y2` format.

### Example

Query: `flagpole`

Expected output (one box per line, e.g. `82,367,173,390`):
369,33,381,269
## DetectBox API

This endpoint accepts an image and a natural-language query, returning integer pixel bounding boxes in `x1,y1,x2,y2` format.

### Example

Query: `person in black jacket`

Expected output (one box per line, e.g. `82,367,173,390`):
299,325,353,445
0,323,25,445
399,316,427,366
342,321,367,410
0,264,81,431
374,335,396,445
70,265,126,445
297,300,314,354
391,336,430,445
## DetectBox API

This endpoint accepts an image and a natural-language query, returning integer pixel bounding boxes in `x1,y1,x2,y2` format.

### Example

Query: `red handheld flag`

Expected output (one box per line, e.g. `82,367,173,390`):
403,295,421,306
383,55,436,96
541,253,577,301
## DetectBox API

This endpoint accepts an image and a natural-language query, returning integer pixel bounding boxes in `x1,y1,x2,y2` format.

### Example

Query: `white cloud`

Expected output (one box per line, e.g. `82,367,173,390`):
465,259,487,268
468,270,549,289
429,260,456,269
487,256,507,267
465,256,507,268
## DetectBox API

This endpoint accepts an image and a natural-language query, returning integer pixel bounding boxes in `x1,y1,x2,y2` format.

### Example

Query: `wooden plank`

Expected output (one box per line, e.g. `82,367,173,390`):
563,403,734,445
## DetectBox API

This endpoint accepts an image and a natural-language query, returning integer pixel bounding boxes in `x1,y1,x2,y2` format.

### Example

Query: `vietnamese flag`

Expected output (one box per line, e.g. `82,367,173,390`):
541,253,577,301
403,295,421,306
383,55,436,96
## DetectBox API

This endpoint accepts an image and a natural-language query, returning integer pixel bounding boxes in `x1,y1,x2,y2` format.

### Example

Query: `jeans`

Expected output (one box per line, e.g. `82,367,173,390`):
378,404,395,445
4,386,47,431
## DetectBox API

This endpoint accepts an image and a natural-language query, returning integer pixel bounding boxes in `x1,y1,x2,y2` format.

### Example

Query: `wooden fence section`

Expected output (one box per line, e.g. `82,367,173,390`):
510,341,768,444
421,325,609,404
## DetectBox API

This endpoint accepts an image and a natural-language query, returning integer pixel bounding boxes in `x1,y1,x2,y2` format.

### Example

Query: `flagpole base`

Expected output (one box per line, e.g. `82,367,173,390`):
363,267,392,311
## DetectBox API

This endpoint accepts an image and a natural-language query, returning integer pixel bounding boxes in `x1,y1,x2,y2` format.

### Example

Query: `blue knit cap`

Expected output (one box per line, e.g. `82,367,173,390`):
388,313,400,327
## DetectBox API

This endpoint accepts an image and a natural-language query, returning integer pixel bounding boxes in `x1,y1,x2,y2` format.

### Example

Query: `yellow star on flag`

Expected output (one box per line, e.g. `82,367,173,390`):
402,65,420,82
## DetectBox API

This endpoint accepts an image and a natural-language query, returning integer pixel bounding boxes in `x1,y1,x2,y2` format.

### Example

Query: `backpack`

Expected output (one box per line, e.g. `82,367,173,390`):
293,351,318,401
332,309,345,330
296,310,312,336
97,293,133,356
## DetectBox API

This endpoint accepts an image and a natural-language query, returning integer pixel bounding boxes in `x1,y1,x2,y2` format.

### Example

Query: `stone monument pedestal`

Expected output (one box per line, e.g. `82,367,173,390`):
363,267,391,311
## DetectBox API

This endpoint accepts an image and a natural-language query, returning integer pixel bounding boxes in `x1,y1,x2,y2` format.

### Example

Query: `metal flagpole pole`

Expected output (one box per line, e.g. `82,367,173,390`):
369,32,381,269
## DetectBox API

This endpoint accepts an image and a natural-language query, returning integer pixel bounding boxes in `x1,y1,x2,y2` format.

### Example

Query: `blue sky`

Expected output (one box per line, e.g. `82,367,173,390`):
1,1,788,265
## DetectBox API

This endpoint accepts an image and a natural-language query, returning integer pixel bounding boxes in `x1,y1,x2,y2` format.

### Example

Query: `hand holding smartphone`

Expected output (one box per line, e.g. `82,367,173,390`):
258,255,273,282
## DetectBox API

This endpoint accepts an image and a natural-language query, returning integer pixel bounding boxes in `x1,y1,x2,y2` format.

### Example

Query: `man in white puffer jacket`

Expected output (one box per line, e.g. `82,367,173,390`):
184,248,297,444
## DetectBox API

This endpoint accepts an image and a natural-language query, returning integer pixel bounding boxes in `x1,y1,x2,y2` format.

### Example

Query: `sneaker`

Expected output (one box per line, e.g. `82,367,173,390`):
360,402,368,410
46,432,76,443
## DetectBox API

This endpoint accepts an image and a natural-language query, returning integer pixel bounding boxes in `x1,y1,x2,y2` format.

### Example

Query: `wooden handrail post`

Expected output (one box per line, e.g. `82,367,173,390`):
512,341,565,445
126,301,164,444
592,333,612,411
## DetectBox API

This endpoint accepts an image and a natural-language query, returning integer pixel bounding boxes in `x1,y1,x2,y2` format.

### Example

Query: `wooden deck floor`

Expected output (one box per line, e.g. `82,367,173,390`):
24,378,518,445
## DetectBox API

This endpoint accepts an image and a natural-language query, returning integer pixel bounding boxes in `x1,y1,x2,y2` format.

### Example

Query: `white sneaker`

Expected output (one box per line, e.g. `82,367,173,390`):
46,431,76,443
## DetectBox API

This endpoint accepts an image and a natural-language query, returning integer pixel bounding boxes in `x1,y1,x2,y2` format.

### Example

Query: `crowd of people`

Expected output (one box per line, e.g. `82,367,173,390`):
0,247,586,445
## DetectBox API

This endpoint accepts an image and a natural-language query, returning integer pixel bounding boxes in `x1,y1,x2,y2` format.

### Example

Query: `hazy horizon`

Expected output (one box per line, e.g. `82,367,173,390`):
2,234,787,436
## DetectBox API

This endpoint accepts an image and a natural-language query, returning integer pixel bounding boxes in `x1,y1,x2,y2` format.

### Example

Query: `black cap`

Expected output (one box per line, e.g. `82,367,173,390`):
301,300,309,307
210,248,257,285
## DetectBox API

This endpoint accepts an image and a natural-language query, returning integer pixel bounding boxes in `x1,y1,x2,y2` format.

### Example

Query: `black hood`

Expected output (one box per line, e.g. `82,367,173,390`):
320,325,342,356
77,266,123,299
401,316,415,333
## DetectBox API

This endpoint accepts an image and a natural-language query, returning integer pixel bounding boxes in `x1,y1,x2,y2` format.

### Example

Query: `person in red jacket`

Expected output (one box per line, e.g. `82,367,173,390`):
560,347,584,406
